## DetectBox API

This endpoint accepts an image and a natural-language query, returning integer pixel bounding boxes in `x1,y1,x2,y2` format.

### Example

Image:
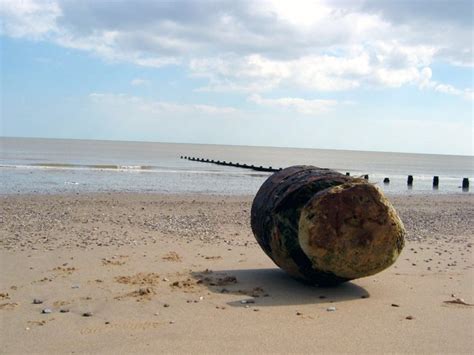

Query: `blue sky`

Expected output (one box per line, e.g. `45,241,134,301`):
1,0,473,155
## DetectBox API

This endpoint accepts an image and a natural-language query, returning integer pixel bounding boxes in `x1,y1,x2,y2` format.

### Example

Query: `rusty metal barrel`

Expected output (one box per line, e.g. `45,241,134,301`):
251,166,406,286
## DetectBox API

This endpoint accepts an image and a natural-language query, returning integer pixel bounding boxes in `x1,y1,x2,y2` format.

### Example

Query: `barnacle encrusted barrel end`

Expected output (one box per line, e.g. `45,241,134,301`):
250,165,405,286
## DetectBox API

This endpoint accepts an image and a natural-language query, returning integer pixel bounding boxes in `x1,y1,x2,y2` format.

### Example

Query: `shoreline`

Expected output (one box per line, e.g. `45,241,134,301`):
1,192,473,353
0,189,472,197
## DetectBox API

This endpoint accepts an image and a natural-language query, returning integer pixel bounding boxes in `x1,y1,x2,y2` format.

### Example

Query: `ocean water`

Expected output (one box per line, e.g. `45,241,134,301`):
1,137,472,195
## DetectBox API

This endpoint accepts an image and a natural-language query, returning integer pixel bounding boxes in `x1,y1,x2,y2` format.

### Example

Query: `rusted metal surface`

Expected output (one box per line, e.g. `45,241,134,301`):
251,165,405,286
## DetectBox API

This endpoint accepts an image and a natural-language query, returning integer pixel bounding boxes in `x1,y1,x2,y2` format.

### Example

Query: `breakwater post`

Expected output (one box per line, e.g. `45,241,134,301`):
433,176,439,189
462,178,469,191
181,155,281,172
383,177,390,184
407,175,413,186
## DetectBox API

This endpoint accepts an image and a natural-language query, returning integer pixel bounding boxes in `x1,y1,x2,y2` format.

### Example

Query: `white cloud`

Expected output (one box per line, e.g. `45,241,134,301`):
190,53,368,92
130,78,150,86
191,49,441,93
89,93,238,115
1,0,472,96
0,0,60,38
424,81,474,101
249,94,338,115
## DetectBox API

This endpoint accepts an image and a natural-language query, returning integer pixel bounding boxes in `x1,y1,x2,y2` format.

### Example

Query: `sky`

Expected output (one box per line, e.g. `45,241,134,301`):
0,0,473,155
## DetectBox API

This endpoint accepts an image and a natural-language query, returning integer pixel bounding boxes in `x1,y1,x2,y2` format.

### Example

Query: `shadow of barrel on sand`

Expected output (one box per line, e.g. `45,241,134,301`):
191,268,369,307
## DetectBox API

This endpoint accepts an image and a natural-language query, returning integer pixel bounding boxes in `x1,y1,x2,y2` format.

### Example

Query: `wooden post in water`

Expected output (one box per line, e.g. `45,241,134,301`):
364,175,369,180
407,175,413,186
462,178,469,191
345,172,350,176
433,176,439,189
383,178,390,184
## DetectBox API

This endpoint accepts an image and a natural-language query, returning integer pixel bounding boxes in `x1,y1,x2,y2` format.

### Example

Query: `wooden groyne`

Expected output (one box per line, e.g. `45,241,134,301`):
180,156,470,191
373,175,469,191
180,156,281,173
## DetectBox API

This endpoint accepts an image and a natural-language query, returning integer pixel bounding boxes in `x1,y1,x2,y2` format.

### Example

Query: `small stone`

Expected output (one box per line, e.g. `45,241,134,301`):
318,295,326,299
41,308,52,314
240,299,255,304
296,311,302,316
326,306,336,312
33,299,43,304
105,321,110,325
253,308,260,312
391,303,400,307
59,309,70,313
169,321,175,324
71,285,80,289
82,312,93,317
163,303,170,308
405,315,414,320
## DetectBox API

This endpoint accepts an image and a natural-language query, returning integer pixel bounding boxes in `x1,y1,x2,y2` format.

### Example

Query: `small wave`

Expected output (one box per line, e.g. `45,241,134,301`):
0,163,270,178
32,163,77,168
116,165,153,170
5,163,157,171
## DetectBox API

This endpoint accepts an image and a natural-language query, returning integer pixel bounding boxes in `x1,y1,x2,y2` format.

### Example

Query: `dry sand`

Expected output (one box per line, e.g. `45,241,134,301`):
0,193,473,354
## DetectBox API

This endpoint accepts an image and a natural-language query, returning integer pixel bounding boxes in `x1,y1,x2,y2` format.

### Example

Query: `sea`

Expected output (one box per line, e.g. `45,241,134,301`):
1,137,472,195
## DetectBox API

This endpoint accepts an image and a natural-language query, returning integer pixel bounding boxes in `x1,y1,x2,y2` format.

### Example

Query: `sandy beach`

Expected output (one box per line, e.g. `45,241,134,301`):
1,192,473,354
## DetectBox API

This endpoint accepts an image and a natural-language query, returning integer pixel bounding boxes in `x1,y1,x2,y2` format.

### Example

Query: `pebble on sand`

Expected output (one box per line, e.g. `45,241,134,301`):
240,299,255,304
326,306,336,312
33,299,43,304
41,308,52,314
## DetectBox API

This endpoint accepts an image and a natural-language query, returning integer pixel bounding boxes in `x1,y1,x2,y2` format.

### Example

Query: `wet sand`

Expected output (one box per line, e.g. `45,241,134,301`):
1,193,473,353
